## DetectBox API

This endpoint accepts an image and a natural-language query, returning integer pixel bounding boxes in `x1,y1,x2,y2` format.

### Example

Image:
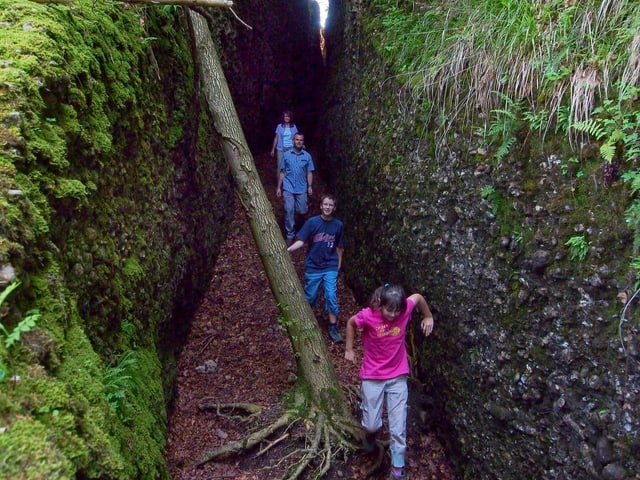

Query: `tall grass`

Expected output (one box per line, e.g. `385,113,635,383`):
366,0,640,143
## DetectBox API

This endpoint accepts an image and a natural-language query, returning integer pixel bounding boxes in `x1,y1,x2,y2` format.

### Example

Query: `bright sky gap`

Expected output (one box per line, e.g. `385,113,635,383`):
315,0,329,28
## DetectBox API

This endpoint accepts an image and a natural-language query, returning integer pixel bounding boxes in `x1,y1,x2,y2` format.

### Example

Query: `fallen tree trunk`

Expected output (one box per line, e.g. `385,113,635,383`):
186,7,352,422
185,8,362,479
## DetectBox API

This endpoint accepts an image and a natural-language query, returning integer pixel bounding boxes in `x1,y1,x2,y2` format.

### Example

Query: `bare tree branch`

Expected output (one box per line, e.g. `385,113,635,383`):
29,0,233,6
123,0,233,6
229,7,252,30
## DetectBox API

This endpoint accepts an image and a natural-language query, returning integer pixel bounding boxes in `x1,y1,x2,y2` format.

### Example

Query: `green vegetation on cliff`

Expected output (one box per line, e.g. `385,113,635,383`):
366,0,639,143
365,0,640,279
320,2,640,478
0,1,231,478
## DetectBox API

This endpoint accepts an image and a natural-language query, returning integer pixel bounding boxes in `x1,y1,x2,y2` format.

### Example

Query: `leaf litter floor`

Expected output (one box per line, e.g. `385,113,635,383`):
165,152,456,480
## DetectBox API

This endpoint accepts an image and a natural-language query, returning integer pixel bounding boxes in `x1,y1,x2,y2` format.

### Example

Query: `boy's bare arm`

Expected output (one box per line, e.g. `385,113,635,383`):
287,240,305,252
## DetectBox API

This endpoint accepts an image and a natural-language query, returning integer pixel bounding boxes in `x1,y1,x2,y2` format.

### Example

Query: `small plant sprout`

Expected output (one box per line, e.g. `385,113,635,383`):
565,235,590,261
481,185,501,215
0,281,40,383
0,281,41,349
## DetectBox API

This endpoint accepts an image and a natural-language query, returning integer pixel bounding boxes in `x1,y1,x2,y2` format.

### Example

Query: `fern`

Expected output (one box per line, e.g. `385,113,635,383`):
625,200,640,232
0,281,20,306
486,92,524,164
625,142,640,162
565,235,589,262
627,204,640,259
495,136,516,163
480,185,503,215
630,256,640,291
623,132,639,162
488,113,517,139
523,108,549,133
621,171,640,195
599,139,617,163
572,119,608,140
556,105,571,134
572,82,640,165
618,82,639,102
622,172,640,256
4,310,40,349
0,281,40,350
488,94,523,133
103,350,139,422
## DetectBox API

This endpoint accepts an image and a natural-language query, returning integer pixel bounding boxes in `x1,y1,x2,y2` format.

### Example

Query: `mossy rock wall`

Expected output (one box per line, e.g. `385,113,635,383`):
319,1,639,479
0,2,233,478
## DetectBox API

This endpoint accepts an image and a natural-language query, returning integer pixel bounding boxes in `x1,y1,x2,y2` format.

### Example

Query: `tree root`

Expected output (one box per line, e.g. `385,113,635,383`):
273,406,362,480
197,398,263,420
195,401,365,480
256,431,290,456
196,410,296,465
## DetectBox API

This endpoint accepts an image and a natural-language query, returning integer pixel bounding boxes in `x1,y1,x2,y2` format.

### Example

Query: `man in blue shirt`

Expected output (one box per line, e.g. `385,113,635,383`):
287,194,345,343
277,133,314,245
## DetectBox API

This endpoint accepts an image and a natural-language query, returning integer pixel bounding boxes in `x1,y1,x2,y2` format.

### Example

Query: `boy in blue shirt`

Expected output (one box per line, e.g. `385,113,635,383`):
287,194,345,342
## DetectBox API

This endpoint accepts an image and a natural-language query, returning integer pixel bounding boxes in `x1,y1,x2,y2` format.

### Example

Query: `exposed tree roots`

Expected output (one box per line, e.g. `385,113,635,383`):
197,398,263,420
195,398,369,480
196,408,296,467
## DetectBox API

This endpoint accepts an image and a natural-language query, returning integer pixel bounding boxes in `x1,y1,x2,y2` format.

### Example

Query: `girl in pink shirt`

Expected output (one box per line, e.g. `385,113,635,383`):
345,284,434,480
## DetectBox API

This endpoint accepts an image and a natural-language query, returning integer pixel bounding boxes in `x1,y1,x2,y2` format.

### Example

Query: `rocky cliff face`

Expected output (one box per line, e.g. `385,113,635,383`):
0,1,321,478
318,1,639,478
0,3,234,477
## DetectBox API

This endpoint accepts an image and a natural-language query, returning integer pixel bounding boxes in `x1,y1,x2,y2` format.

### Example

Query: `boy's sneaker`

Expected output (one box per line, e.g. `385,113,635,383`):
388,469,406,480
328,324,343,343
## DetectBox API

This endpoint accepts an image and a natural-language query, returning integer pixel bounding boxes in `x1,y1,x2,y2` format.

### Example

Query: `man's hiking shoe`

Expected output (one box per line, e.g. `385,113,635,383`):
328,324,343,343
388,469,406,480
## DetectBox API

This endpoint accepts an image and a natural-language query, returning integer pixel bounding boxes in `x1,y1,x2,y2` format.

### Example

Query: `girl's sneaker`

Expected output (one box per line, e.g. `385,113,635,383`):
388,469,406,479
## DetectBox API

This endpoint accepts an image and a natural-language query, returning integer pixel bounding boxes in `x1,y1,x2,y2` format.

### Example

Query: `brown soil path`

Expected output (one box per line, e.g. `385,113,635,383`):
164,152,455,479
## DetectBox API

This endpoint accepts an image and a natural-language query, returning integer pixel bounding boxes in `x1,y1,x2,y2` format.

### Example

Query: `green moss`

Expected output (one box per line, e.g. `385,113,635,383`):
117,347,168,478
123,256,144,280
52,178,91,201
0,419,75,479
1,0,232,478
56,322,128,477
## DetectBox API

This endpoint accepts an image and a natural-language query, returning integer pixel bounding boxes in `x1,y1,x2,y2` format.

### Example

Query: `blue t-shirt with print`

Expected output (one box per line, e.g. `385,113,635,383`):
296,215,344,273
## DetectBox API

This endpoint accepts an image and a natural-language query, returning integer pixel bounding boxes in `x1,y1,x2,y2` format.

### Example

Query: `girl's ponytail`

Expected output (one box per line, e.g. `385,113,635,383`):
369,284,407,312
369,286,385,309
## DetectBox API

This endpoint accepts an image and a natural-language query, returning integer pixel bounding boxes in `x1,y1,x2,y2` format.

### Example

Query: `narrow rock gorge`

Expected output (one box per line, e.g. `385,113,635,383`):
1,1,638,479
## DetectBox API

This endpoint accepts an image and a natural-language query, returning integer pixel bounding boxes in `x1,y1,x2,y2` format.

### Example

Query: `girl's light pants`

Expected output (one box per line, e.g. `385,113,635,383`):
361,375,408,468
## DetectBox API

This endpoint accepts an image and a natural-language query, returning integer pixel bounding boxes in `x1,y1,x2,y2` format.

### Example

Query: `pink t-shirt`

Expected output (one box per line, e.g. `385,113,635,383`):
353,297,416,380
